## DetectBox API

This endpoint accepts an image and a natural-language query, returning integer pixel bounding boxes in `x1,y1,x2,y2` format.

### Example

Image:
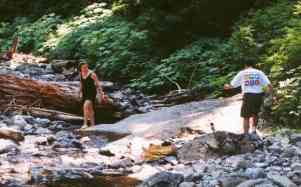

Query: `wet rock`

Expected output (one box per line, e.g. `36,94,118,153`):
177,132,262,162
288,171,301,185
164,156,178,165
289,133,301,145
179,182,196,187
217,176,247,187
53,131,82,149
267,172,297,187
137,171,184,187
291,163,301,171
0,139,19,154
34,118,51,128
10,115,29,130
173,164,195,181
237,179,269,187
225,155,251,169
245,168,266,179
35,127,52,135
110,158,134,169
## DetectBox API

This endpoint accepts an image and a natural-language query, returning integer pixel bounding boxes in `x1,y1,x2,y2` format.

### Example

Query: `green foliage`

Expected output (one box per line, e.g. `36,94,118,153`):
0,14,61,55
0,0,300,127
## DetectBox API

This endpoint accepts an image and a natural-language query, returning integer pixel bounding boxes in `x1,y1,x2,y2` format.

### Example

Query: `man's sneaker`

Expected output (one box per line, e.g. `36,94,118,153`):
249,131,261,141
80,124,89,129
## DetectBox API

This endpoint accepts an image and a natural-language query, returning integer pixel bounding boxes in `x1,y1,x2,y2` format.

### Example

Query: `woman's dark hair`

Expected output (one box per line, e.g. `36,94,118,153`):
78,60,88,72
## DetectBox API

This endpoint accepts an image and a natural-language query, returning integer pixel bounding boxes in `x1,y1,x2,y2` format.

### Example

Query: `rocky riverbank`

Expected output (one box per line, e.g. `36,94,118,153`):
1,112,301,187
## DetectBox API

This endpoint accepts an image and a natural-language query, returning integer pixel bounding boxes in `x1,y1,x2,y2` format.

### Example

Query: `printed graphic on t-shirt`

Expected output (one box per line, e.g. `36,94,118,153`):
244,73,261,86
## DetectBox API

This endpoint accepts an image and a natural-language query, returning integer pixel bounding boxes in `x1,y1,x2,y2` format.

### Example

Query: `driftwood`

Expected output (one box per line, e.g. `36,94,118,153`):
0,74,119,120
0,127,24,142
4,105,84,123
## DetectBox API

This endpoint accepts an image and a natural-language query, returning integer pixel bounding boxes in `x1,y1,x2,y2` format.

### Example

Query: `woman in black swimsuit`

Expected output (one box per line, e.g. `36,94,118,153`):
79,62,104,128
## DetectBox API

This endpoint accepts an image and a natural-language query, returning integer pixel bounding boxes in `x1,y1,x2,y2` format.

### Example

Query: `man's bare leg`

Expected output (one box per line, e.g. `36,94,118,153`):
251,115,258,133
243,117,250,134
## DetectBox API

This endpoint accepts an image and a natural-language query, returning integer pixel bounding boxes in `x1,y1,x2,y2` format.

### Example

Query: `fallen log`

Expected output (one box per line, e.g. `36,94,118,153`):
0,74,121,121
0,127,24,142
4,105,84,123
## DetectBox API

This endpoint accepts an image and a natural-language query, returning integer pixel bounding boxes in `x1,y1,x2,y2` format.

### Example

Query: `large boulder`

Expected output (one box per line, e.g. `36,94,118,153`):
177,131,263,162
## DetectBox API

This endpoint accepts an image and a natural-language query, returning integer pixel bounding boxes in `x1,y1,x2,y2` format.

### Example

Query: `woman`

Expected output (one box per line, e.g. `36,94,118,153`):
79,61,105,129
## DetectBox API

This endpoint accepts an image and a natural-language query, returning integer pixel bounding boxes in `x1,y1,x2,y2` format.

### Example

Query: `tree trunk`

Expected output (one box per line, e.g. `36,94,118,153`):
0,74,120,120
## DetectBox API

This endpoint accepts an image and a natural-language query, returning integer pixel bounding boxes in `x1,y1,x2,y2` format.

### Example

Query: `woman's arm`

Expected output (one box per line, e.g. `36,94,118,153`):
79,76,83,98
91,72,104,96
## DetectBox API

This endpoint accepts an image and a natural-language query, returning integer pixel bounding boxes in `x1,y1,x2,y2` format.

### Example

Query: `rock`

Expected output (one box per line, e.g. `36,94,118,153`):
179,182,196,187
110,158,134,169
34,118,50,127
237,179,268,187
173,165,195,181
0,139,18,154
225,155,250,169
245,168,266,179
137,171,184,187
177,131,262,162
289,133,301,144
35,127,52,135
291,163,301,171
0,127,24,142
267,172,297,187
218,176,247,187
268,144,283,154
11,115,29,130
288,171,301,185
53,131,82,149
164,156,178,165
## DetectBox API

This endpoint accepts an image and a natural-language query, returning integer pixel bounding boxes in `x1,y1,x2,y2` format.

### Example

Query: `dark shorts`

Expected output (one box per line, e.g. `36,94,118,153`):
241,93,264,118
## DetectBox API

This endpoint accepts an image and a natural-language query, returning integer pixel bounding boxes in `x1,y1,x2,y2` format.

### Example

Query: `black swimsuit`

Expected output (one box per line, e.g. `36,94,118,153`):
81,72,97,106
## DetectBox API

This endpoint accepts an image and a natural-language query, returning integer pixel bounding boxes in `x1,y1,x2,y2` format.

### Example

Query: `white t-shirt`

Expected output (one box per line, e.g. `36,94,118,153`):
230,68,271,94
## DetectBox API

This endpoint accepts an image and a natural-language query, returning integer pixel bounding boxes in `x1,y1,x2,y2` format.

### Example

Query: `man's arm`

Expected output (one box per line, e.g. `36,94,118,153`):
261,71,273,95
224,72,242,90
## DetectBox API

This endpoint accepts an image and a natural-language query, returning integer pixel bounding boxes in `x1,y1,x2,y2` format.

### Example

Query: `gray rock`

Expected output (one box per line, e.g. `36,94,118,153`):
164,156,178,165
0,139,18,154
288,171,301,185
289,133,301,144
218,176,247,187
11,115,29,130
179,182,196,187
267,172,297,187
225,156,250,169
35,127,52,135
245,168,265,179
34,118,50,127
138,171,184,187
291,163,301,171
110,158,134,169
237,179,267,187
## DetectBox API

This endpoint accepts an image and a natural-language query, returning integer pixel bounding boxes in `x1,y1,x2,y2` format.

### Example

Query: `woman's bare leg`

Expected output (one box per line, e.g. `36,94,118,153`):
84,100,95,127
82,100,90,128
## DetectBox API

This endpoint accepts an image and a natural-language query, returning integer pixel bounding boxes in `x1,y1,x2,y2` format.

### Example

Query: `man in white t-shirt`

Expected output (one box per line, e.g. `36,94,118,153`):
224,60,273,134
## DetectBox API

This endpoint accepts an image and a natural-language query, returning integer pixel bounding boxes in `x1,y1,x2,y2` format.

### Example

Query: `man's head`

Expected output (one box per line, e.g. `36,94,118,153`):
78,61,89,74
244,59,256,68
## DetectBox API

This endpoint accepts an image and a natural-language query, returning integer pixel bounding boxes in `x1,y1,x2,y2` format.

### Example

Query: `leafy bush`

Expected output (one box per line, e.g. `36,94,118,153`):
0,14,62,55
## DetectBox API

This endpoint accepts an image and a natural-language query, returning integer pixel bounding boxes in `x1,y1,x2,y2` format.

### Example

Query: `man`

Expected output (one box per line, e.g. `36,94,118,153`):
79,61,105,129
224,60,273,134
